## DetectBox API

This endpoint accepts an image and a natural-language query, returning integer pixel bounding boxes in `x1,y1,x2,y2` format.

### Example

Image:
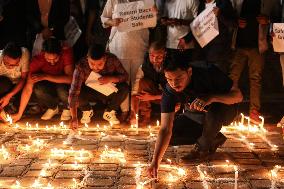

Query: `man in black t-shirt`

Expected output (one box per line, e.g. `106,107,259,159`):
148,53,243,178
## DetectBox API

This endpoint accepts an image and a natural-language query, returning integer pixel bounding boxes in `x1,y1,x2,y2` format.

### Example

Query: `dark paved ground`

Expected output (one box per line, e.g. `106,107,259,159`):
0,106,284,189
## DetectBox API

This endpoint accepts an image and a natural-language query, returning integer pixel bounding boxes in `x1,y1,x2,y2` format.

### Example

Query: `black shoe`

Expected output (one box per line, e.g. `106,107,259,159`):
181,144,210,161
209,133,227,154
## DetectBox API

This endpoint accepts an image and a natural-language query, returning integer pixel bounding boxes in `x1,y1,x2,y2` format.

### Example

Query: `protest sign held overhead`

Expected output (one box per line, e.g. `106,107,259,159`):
190,4,219,48
272,23,284,53
113,0,157,32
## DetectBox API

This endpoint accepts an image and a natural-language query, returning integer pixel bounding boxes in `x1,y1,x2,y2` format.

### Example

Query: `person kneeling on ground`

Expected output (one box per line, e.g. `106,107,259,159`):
68,44,129,129
148,52,243,178
130,41,167,126
12,38,74,122
0,42,29,121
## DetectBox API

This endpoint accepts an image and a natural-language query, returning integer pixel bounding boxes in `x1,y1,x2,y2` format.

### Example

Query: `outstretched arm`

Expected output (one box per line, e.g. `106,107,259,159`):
148,112,175,178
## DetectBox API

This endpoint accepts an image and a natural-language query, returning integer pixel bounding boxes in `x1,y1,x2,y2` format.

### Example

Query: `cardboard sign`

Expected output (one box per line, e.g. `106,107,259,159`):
272,23,284,52
190,4,219,48
113,0,157,32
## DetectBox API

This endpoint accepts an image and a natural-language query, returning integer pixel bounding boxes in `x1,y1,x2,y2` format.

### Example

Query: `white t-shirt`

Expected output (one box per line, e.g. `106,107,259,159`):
165,0,199,49
0,47,30,84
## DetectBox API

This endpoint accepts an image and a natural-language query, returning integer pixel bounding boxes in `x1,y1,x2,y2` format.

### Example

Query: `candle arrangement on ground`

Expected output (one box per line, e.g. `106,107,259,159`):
197,160,238,189
0,112,283,189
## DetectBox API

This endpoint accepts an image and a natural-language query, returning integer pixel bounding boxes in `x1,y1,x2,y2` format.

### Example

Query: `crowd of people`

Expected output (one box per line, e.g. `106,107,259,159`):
0,0,283,179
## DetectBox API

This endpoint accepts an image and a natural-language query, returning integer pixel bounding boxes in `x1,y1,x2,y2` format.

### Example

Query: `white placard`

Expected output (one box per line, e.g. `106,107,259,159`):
272,23,284,53
85,72,118,96
64,16,82,47
190,4,219,48
113,0,157,32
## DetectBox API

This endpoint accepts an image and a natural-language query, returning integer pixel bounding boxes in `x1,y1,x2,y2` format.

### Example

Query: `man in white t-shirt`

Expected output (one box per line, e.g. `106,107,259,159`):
0,43,30,121
163,0,199,50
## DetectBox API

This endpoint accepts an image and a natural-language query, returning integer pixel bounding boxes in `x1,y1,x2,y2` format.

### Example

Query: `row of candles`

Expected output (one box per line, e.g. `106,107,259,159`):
221,113,279,151
2,113,284,188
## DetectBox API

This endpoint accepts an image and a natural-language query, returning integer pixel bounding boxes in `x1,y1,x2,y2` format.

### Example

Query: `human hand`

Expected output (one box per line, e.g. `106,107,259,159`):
111,18,123,26
148,161,159,179
189,97,212,112
98,76,114,85
11,113,22,123
238,18,247,29
0,16,3,22
136,91,156,101
70,118,79,130
213,7,220,17
30,74,47,83
0,95,12,109
257,15,269,25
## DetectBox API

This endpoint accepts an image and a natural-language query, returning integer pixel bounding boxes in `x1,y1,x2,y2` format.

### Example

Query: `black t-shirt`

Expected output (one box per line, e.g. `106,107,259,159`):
161,64,233,115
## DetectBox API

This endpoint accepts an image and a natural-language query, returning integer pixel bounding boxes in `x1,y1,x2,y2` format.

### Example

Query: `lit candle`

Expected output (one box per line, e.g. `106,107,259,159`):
234,166,238,189
136,114,138,128
156,120,160,127
240,113,244,125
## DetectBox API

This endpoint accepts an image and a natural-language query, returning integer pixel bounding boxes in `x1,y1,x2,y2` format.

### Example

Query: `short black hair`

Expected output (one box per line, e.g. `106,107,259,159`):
88,44,105,60
149,41,165,51
163,51,191,72
3,42,22,59
42,37,61,55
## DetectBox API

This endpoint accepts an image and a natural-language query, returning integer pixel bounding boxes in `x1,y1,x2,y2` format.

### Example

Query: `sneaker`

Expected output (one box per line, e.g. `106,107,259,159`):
41,107,59,120
209,132,227,154
60,109,71,121
103,110,120,125
249,110,261,124
63,130,76,145
0,110,8,122
80,109,93,124
181,144,210,161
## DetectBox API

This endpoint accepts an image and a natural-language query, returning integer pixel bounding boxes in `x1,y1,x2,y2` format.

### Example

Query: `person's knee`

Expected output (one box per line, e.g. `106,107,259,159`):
33,83,45,96
57,85,69,102
207,103,237,125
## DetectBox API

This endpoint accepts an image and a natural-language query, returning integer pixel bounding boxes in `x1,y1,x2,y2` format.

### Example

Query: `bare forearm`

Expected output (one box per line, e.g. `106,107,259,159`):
152,127,172,165
18,83,33,116
211,89,243,105
8,80,25,97
45,75,73,84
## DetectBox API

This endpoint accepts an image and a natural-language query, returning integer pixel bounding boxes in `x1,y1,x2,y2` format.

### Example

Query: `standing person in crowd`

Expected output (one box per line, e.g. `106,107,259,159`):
147,53,243,178
130,41,167,126
70,0,109,61
195,0,237,73
12,38,74,122
0,43,30,121
229,0,280,123
272,0,284,127
0,0,28,49
162,0,199,60
101,0,151,121
26,0,70,54
68,44,129,129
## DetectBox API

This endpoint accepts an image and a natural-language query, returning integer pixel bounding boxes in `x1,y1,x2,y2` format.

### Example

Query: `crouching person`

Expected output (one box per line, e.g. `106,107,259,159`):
0,43,29,121
130,41,167,126
12,38,74,122
68,44,129,130
148,53,243,178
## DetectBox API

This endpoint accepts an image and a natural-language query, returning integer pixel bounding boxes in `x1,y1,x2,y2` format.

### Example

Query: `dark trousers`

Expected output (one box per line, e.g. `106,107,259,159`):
0,76,20,108
170,103,237,150
33,81,69,109
79,83,129,111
